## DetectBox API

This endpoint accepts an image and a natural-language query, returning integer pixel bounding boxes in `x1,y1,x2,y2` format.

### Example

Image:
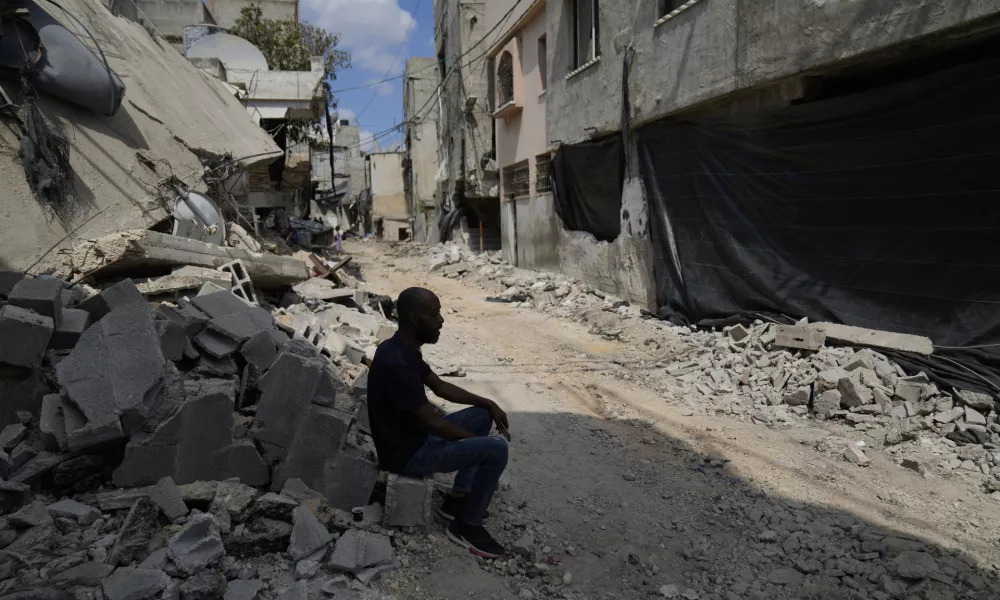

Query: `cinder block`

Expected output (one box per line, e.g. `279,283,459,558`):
50,308,91,350
155,319,186,362
322,449,378,511
194,328,242,359
0,305,54,368
775,325,826,351
383,474,433,527
206,307,274,343
273,405,352,492
78,279,144,322
240,329,286,370
0,270,25,298
191,290,249,319
218,260,258,306
157,300,209,337
9,277,64,328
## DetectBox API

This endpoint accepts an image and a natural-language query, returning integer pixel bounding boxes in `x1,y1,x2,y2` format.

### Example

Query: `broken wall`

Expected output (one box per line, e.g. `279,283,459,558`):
0,0,279,273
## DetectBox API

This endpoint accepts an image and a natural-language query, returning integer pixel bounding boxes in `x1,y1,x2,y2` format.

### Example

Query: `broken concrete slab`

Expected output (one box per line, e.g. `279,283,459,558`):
248,492,298,522
179,569,227,599
774,325,825,351
9,450,76,483
252,342,329,449
47,498,101,525
224,579,263,600
102,567,170,600
291,278,355,302
8,277,65,328
328,529,395,574
136,266,234,296
193,328,243,359
844,447,872,467
322,450,378,512
57,302,166,441
55,561,115,586
107,496,160,566
8,499,54,528
156,301,209,337
78,279,145,322
154,319,186,362
149,476,189,520
191,290,250,319
36,396,66,450
50,308,91,350
838,377,874,408
227,438,270,487
288,504,333,561
72,230,311,289
0,424,26,451
167,512,225,575
213,480,259,518
383,474,434,527
205,306,274,347
0,305,54,368
272,405,353,494
809,322,933,355
0,270,25,298
281,478,323,503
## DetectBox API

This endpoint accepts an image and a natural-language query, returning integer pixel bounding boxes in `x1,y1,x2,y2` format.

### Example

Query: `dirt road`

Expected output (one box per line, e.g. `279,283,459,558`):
349,241,1000,600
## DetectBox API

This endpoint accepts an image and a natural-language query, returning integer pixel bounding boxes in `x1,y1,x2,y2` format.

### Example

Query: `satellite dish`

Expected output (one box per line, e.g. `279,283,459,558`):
171,189,226,246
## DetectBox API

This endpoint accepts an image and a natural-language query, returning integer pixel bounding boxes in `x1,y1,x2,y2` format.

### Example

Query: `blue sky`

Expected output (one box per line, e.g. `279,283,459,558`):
300,0,437,153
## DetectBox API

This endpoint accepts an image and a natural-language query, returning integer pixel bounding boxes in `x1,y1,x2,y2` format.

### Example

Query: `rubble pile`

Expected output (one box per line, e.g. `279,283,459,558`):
0,244,428,598
421,243,1000,496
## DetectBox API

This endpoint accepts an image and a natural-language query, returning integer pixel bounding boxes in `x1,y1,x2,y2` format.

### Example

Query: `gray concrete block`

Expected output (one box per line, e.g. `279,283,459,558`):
168,512,225,574
79,279,145,322
157,300,210,336
108,496,160,566
0,305,54,368
8,498,54,527
224,579,263,600
322,449,378,512
194,327,242,358
50,308,91,350
383,474,434,527
337,311,378,338
8,277,64,328
774,324,826,351
57,302,165,433
142,363,185,435
154,319,186,362
288,504,333,560
46,498,102,525
0,423,26,451
55,561,114,586
64,413,125,452
228,438,270,487
113,443,178,488
240,329,286,370
273,405,352,492
328,529,395,574
195,354,238,377
207,306,274,344
280,478,323,503
252,343,327,449
102,567,170,600
149,476,189,520
0,270,24,298
191,290,249,319
39,394,67,451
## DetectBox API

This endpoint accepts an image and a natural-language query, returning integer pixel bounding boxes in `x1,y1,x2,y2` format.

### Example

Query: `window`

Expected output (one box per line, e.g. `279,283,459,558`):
497,51,515,107
573,0,599,69
538,35,547,91
502,161,530,200
658,0,698,20
535,153,552,193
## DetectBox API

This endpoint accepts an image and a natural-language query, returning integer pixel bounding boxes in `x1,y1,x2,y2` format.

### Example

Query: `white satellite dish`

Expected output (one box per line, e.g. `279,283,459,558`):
171,188,226,246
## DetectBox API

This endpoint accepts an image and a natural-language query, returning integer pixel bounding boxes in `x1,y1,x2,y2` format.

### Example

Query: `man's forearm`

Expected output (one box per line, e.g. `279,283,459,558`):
436,380,494,408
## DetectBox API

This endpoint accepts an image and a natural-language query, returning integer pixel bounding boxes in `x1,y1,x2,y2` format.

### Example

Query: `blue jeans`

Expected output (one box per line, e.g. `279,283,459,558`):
404,407,508,527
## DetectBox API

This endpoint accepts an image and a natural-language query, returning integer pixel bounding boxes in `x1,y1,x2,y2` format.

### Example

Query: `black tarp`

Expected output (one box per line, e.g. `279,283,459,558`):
638,57,1000,393
552,136,625,242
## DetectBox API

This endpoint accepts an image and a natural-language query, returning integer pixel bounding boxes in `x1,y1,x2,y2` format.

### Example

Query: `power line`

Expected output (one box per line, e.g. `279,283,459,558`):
356,0,426,121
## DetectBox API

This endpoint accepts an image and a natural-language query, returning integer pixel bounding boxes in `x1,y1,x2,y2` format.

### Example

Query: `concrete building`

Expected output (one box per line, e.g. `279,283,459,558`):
311,121,367,232
503,0,1000,309
205,0,298,30
120,0,297,47
486,0,554,269
434,0,500,251
0,0,278,272
403,57,441,244
366,152,409,242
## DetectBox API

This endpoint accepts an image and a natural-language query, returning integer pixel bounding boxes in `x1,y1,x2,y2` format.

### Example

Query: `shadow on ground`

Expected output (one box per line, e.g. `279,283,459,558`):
382,409,1000,600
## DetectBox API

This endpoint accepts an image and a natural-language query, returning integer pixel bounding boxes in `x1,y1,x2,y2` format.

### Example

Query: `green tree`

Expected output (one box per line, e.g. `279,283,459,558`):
230,3,351,143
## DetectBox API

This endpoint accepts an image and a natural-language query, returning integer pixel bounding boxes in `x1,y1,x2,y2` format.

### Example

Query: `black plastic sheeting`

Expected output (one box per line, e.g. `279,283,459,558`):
638,57,1000,394
552,136,625,242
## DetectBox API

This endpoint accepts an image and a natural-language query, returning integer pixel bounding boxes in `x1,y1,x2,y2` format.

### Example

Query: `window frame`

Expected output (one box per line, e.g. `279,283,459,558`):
538,34,548,93
572,0,599,70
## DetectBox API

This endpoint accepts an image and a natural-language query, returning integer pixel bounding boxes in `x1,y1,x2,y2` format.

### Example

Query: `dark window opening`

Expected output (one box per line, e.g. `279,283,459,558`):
572,0,599,69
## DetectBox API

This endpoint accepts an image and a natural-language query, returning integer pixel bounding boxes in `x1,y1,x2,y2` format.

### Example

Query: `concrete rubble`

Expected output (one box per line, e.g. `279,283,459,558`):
0,238,410,598
420,242,1000,497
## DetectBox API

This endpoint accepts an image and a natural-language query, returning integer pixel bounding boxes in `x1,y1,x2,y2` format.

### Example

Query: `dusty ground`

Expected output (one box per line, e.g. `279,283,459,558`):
347,240,1000,600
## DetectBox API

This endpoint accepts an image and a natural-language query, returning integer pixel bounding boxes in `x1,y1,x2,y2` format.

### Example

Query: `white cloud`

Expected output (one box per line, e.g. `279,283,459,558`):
359,129,376,153
374,81,394,96
301,0,416,75
336,108,358,124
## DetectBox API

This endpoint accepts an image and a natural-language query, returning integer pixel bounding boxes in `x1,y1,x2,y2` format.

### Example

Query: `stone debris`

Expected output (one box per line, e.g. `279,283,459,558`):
47,498,102,525
287,504,333,560
168,512,226,574
328,529,396,574
107,496,160,566
102,567,170,600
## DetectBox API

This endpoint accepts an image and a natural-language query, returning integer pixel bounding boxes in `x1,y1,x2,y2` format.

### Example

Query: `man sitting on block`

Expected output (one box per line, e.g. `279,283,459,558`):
368,287,510,559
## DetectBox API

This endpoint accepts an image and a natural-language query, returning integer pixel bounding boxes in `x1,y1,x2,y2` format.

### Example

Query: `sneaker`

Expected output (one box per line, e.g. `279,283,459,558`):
446,521,506,559
437,496,488,521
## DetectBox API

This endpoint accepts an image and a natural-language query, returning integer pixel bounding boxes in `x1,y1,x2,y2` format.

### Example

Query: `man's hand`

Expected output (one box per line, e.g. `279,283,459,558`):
488,401,509,436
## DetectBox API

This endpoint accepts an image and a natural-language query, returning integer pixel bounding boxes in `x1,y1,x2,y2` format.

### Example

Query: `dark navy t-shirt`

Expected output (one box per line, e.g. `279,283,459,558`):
367,333,432,473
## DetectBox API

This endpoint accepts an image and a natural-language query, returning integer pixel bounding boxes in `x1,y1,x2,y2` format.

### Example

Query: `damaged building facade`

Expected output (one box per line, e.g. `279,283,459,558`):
482,0,1000,344
403,57,441,244
433,0,502,252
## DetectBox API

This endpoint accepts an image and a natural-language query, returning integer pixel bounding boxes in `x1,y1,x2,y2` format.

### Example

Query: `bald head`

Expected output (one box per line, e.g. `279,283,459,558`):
396,287,443,345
